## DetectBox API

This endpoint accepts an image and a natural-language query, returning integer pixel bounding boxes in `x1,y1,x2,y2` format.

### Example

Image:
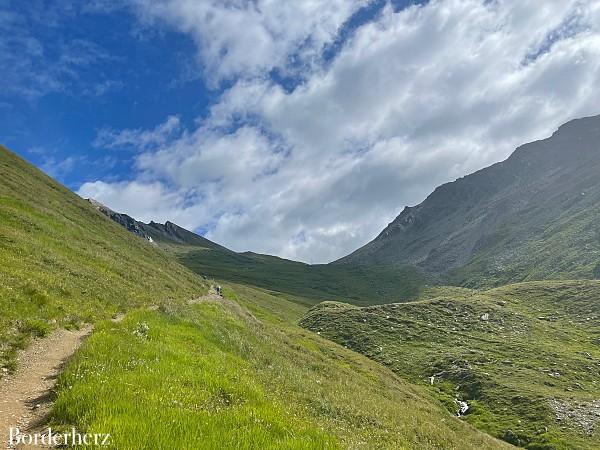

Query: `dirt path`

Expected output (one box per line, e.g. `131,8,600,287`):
0,291,218,448
189,292,223,303
189,289,258,324
0,326,92,449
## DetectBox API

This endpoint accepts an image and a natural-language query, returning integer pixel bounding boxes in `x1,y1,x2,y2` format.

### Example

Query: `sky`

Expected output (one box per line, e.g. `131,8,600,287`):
1,0,600,264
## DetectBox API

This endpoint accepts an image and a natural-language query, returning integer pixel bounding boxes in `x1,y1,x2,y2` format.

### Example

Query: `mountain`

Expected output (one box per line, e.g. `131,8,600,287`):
0,145,511,449
300,280,600,449
337,115,600,287
90,199,428,305
4,113,599,448
88,198,229,250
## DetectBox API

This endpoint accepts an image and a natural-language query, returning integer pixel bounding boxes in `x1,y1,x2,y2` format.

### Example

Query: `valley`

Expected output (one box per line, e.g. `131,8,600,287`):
0,146,509,449
1,114,600,449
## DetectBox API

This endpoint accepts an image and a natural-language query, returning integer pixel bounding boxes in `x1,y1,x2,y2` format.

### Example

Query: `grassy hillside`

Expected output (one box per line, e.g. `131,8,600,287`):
1,145,512,448
50,284,511,449
0,146,208,370
449,204,600,287
4,142,596,448
300,280,600,449
164,245,427,306
90,193,429,305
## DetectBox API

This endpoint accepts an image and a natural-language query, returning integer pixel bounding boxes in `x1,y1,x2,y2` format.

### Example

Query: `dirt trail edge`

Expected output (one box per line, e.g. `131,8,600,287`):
189,288,258,324
0,326,93,449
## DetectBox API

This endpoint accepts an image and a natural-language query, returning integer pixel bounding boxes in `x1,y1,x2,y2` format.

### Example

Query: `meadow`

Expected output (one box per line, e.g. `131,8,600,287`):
50,285,511,449
2,144,598,449
0,146,207,370
300,281,600,449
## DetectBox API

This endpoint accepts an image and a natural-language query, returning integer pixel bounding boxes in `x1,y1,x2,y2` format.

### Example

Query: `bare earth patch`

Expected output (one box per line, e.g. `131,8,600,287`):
0,326,92,449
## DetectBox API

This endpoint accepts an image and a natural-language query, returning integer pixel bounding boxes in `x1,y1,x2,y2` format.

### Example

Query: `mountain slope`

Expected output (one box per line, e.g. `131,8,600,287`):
177,247,426,305
0,145,511,449
49,284,512,449
338,115,600,287
90,199,428,305
0,146,208,370
88,198,230,250
300,280,600,449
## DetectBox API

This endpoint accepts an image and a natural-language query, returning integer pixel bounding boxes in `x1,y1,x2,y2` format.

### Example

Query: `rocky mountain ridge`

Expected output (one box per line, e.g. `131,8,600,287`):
87,198,228,251
337,114,600,287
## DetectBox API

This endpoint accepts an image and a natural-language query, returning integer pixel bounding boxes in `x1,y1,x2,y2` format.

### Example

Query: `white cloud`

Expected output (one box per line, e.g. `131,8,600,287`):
136,125,284,188
84,0,600,263
93,116,182,150
130,0,368,84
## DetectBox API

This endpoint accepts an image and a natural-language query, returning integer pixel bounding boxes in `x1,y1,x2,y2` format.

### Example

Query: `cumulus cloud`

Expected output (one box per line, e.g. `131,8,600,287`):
129,0,368,84
83,0,600,263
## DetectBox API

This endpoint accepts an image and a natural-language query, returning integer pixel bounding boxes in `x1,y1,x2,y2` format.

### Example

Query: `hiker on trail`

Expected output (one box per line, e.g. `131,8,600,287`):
216,285,222,296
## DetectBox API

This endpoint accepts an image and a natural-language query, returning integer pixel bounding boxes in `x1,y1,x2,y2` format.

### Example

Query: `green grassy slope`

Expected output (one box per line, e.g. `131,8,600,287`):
50,284,511,449
90,192,430,306
449,203,600,287
300,280,600,449
164,244,427,306
1,146,511,448
0,146,208,370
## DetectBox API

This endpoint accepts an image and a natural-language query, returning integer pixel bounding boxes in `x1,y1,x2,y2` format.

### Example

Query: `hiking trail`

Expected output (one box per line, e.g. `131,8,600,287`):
0,326,92,449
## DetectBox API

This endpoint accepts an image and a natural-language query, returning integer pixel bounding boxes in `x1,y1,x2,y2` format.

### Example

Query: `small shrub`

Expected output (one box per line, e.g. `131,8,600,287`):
132,322,150,339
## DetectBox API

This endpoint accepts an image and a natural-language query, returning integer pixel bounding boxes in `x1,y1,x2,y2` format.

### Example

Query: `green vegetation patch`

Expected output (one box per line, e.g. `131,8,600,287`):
0,147,207,371
300,281,600,449
51,287,510,449
173,245,427,306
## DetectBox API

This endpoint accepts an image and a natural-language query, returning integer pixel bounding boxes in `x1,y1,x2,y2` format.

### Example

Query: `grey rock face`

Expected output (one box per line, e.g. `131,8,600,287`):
87,199,228,250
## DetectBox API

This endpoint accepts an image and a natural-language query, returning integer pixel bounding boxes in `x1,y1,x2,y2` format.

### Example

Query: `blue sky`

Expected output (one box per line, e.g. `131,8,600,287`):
2,0,600,263
1,1,213,187
1,0,424,188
